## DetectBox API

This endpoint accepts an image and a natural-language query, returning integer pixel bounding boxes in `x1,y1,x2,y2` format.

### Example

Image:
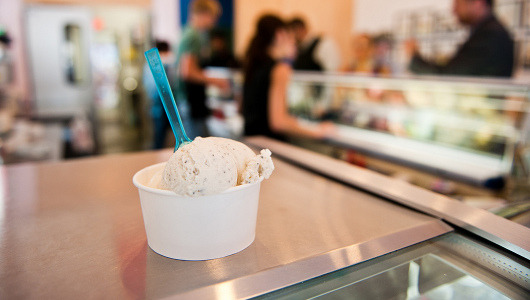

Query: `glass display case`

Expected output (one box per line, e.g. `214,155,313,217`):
287,72,530,187
255,233,529,300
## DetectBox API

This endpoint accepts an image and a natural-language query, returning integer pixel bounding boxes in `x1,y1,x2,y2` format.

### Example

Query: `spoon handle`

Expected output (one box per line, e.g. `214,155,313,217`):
145,48,191,151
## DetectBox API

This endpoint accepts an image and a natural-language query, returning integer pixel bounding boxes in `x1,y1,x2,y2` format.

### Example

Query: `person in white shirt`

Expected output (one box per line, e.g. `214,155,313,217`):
288,17,341,72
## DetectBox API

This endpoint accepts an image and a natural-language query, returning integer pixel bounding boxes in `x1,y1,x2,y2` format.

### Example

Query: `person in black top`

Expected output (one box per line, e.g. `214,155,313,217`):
243,55,277,137
206,29,240,68
294,36,322,71
242,15,335,139
407,0,514,78
288,17,341,72
288,18,322,71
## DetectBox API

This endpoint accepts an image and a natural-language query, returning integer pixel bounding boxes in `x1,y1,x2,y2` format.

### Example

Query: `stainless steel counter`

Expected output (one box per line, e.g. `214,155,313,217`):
0,146,450,299
246,136,530,259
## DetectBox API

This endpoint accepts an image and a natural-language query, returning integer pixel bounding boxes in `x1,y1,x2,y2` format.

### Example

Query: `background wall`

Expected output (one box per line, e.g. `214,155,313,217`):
25,0,150,5
234,0,354,67
151,0,180,45
353,0,451,34
234,0,455,68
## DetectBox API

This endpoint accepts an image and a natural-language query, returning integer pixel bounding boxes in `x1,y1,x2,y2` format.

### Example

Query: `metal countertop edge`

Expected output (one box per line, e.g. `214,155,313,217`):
168,220,451,299
245,136,530,260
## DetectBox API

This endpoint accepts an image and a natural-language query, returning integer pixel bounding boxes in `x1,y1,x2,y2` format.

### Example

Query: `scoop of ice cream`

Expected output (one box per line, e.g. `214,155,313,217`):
206,137,257,185
241,149,274,184
161,137,274,196
163,137,238,196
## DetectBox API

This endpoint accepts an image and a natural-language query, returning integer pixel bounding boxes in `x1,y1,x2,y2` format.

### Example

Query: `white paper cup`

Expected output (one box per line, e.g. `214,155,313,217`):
133,163,261,260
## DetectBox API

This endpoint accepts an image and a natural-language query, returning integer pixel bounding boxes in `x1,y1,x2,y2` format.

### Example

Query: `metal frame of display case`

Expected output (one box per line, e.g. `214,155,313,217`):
253,233,529,299
287,72,530,188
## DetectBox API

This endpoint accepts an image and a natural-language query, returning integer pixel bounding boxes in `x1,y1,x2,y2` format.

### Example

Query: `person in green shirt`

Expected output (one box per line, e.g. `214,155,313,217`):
176,0,229,139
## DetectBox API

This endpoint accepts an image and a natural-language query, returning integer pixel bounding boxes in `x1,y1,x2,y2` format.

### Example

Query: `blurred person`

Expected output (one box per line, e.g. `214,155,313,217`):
206,29,240,68
243,14,334,139
373,33,394,75
0,30,16,137
143,40,175,149
176,0,229,139
406,0,514,77
343,34,374,74
288,17,341,72
0,30,13,85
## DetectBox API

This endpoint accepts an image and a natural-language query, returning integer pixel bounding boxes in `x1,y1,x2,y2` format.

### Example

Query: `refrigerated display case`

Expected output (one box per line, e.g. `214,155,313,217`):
286,72,530,188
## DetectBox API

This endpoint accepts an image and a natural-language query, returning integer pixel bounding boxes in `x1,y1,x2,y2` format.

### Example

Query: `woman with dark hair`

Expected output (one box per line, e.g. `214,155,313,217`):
242,14,334,139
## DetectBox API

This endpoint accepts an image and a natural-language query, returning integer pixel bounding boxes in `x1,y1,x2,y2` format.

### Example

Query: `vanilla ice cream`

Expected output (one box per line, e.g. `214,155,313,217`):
148,137,274,196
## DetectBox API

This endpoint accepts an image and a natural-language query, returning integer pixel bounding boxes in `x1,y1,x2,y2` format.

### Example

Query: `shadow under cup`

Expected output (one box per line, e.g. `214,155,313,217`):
133,163,261,260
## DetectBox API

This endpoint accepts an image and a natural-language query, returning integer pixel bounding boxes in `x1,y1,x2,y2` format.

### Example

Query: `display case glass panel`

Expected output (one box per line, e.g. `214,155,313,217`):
287,73,530,185
256,234,529,300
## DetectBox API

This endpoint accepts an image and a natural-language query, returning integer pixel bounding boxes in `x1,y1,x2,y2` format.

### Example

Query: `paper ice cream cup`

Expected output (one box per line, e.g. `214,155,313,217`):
133,163,261,260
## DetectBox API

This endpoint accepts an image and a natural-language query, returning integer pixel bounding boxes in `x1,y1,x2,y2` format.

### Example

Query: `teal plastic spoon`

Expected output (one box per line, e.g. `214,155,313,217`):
145,48,192,151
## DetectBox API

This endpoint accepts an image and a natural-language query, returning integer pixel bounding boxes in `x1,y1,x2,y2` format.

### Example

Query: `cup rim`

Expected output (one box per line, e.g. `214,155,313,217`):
133,162,260,196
